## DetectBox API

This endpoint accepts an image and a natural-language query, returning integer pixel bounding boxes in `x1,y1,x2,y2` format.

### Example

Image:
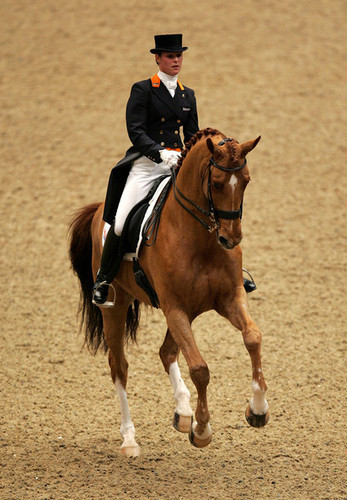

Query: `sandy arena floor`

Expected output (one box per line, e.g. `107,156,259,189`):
1,1,346,498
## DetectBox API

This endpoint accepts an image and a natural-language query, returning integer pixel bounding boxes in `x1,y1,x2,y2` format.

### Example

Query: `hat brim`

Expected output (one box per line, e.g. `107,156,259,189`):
150,46,188,54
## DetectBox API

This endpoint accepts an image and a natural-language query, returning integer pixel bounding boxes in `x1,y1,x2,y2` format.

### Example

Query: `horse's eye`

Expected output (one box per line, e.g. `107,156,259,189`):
212,182,222,191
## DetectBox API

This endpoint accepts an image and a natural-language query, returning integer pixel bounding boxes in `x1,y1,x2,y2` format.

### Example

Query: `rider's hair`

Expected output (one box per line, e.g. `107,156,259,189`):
155,51,162,64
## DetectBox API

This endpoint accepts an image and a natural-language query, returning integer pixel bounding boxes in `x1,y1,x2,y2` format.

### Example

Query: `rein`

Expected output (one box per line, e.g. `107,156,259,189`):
171,138,247,233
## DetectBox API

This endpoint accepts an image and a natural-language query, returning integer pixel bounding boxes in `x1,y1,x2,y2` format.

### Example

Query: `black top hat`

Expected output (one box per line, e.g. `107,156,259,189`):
150,34,188,54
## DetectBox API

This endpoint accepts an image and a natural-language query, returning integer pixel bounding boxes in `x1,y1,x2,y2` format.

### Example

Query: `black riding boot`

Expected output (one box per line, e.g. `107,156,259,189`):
243,278,257,293
92,227,122,306
243,268,257,293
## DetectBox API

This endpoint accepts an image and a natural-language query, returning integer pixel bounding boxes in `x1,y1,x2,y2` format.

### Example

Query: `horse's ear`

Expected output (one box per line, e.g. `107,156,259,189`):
241,136,261,157
206,138,214,154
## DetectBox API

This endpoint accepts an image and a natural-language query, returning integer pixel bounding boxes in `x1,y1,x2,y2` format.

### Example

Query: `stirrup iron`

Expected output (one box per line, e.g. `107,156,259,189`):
242,267,257,293
92,281,116,309
242,267,255,284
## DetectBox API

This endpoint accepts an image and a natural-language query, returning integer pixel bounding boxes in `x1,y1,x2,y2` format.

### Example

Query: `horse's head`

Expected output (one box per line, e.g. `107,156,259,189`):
204,135,261,250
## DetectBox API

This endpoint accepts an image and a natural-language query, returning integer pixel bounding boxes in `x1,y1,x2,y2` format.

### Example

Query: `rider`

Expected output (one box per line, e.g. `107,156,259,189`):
92,34,199,305
92,33,256,306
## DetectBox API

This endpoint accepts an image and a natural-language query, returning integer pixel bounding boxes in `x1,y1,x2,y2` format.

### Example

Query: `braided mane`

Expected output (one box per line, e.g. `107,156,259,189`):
176,127,223,170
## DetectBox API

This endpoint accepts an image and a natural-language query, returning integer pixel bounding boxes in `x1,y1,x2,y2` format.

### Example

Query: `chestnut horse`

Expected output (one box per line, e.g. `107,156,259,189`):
69,128,269,457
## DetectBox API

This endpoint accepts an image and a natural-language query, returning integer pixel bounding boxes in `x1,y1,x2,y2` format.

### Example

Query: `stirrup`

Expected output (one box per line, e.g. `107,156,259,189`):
242,267,255,283
242,267,257,292
92,281,116,308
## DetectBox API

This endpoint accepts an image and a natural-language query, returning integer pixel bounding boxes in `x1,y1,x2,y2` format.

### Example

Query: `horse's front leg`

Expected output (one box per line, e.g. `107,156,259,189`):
220,292,270,427
165,309,212,448
159,329,193,433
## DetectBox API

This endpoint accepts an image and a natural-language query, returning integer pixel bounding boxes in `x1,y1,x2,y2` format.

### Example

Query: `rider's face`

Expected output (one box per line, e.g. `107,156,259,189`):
155,52,183,76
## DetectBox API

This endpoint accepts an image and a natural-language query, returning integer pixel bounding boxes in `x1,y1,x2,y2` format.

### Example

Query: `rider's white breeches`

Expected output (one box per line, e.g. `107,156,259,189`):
114,156,170,236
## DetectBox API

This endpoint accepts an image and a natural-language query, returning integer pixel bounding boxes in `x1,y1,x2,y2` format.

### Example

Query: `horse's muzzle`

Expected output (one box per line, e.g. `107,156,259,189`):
218,235,241,250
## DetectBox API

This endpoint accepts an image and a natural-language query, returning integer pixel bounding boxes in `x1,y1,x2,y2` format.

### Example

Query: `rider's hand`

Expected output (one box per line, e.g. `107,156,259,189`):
159,149,181,169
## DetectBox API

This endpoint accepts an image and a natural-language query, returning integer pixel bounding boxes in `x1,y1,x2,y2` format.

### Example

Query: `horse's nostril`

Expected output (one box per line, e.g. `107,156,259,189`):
218,236,230,249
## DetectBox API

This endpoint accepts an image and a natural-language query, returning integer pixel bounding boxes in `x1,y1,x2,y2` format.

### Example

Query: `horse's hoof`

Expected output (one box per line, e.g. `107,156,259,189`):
173,412,193,433
245,404,270,428
120,444,141,458
189,422,212,448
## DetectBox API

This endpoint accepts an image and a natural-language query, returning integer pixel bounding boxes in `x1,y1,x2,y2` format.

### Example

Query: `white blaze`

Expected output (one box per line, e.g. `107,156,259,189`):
229,174,238,192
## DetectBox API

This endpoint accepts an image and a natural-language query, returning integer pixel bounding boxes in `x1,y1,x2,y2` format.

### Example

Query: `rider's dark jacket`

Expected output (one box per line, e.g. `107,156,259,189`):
103,74,199,224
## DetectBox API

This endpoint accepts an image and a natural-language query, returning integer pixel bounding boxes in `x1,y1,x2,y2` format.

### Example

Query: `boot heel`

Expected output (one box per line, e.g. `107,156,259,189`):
92,281,116,308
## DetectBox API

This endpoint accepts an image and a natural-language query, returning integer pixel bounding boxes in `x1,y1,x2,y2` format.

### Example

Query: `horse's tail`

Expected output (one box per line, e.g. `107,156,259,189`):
69,203,106,353
68,203,140,353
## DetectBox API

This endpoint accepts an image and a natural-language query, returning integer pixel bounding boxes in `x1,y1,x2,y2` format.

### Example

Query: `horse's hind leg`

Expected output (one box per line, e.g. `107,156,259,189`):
102,295,140,457
222,294,270,427
159,329,193,433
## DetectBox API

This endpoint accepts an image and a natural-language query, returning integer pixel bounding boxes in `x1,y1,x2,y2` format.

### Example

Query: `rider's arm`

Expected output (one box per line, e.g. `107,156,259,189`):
126,82,163,163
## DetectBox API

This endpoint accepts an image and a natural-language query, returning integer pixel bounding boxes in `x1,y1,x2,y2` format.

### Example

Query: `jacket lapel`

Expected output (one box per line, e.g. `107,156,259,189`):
173,83,186,120
151,75,184,118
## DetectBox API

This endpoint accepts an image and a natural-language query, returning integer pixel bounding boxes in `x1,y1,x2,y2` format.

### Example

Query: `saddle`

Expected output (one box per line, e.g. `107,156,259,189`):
103,175,172,308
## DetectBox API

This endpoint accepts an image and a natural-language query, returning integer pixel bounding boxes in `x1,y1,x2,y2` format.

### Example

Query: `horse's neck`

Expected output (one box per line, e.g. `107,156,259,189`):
177,144,208,199
164,142,212,242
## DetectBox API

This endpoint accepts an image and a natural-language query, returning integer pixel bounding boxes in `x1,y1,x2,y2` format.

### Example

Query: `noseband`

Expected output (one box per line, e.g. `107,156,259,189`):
171,138,247,233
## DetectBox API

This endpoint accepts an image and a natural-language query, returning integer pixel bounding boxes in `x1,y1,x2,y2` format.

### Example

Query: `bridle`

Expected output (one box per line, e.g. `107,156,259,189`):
171,138,247,233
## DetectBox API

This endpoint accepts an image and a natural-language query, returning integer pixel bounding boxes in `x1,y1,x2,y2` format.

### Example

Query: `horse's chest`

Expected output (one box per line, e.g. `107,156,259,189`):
175,263,220,304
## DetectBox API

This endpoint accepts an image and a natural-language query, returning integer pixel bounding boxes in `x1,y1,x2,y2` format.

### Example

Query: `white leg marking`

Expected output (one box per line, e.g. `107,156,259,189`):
169,362,193,416
191,421,212,439
115,378,140,455
250,380,269,415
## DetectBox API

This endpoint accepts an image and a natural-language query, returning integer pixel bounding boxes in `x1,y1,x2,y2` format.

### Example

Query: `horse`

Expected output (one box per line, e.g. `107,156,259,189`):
69,127,269,457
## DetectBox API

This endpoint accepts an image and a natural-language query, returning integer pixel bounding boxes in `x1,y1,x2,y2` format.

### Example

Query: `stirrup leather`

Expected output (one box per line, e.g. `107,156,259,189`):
92,280,116,309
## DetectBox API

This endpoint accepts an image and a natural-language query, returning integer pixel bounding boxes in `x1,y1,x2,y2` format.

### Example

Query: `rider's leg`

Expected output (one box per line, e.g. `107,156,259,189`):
114,157,165,235
92,225,122,305
93,156,167,306
243,278,257,293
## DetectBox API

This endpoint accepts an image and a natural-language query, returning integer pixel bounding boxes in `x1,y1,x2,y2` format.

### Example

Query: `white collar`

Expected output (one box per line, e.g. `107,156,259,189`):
157,71,178,88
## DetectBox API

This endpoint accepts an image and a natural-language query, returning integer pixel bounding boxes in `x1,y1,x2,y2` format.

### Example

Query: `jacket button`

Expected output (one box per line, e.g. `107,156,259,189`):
174,130,179,134
177,119,181,123
174,143,178,147
161,117,165,122
161,142,165,146
160,130,163,134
